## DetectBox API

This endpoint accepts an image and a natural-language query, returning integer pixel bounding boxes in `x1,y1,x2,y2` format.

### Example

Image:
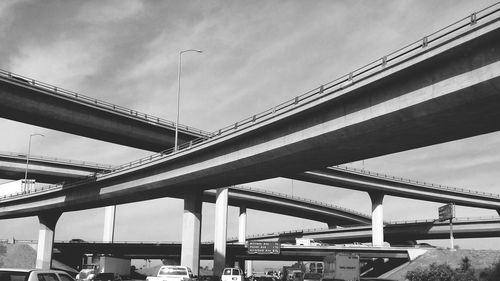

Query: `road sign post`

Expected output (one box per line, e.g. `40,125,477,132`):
438,203,456,250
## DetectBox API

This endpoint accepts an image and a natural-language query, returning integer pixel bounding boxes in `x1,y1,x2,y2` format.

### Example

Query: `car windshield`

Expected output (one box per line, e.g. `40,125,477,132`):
222,269,239,276
0,271,29,281
159,268,188,276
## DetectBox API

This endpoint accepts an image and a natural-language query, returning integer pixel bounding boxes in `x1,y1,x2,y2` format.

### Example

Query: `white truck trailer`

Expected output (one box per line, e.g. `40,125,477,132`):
76,256,131,281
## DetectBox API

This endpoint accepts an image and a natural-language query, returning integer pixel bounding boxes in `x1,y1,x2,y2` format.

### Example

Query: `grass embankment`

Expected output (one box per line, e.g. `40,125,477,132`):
385,248,500,281
0,243,37,268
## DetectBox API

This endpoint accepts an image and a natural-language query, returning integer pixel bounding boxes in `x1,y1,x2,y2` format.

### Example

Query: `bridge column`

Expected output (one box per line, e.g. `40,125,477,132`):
103,206,116,242
237,206,252,276
181,190,203,276
369,192,385,247
36,211,62,269
214,187,229,277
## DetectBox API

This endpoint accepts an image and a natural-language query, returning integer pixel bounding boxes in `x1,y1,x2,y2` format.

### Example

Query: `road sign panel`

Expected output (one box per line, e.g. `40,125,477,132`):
247,241,280,254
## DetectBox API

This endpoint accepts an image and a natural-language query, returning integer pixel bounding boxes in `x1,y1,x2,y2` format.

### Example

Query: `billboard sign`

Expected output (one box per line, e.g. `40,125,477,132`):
438,203,455,221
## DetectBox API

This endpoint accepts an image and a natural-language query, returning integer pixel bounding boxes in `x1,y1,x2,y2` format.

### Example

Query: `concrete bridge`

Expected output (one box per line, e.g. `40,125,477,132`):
232,216,500,244
0,4,500,275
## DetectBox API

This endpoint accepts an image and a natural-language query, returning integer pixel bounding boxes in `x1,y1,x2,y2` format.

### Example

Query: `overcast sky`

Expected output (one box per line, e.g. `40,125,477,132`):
0,0,500,263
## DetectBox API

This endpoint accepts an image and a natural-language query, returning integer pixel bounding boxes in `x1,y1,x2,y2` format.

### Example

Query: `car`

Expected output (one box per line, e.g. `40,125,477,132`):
254,276,276,281
221,268,244,281
302,273,321,281
146,265,196,281
0,268,75,281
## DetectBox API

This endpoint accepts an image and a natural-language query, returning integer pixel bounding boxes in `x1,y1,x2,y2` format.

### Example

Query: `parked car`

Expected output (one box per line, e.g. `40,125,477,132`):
221,268,244,281
0,268,75,281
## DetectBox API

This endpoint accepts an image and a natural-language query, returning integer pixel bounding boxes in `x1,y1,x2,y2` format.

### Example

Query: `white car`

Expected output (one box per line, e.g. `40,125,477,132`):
221,268,243,281
0,268,75,281
146,266,195,281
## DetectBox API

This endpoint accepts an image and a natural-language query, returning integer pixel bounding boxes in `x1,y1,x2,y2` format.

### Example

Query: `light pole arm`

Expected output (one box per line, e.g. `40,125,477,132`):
174,49,202,151
24,133,44,191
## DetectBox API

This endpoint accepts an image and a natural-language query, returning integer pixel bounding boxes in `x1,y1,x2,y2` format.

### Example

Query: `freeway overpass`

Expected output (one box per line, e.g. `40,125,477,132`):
4,151,500,213
0,151,112,183
2,150,500,223
0,153,370,226
1,4,500,273
50,241,412,261
1,4,499,216
0,74,210,151
230,216,500,244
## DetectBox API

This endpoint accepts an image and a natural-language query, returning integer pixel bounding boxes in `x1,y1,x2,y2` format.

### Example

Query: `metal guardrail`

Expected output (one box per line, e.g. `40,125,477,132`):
0,150,114,171
231,185,371,219
333,165,500,199
1,3,500,202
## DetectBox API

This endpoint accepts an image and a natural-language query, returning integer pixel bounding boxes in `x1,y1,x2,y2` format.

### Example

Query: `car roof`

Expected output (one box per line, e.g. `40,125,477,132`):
0,268,67,273
0,268,32,272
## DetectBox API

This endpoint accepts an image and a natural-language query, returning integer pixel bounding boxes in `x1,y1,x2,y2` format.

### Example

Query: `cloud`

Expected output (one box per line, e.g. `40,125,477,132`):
77,0,143,24
8,39,102,88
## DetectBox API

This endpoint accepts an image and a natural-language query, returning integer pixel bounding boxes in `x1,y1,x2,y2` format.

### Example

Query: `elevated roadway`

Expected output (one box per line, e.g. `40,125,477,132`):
2,151,499,213
2,150,500,223
293,166,500,211
0,151,112,183
0,73,210,151
0,154,370,225
1,8,500,220
50,241,411,261
235,216,500,244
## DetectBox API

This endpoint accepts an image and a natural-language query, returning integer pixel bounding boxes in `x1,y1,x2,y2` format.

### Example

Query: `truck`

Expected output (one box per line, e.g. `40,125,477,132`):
295,238,322,246
76,256,131,281
322,253,360,281
0,179,34,197
146,265,195,281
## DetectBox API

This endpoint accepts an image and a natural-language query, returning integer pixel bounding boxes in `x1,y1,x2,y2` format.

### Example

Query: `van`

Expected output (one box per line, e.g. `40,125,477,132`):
221,268,243,281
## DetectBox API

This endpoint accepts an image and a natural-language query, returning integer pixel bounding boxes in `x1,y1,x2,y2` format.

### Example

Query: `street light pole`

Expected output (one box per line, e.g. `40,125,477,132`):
24,133,44,192
175,49,202,151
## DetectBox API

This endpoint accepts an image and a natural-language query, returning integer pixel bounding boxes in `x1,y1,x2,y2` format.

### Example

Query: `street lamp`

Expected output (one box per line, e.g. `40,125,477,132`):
175,49,202,151
24,133,44,192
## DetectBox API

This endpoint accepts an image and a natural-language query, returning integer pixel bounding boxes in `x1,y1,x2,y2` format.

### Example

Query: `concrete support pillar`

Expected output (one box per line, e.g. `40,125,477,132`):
238,206,247,243
213,187,229,277
181,190,203,276
36,211,62,269
103,205,116,242
369,192,385,247
237,207,252,276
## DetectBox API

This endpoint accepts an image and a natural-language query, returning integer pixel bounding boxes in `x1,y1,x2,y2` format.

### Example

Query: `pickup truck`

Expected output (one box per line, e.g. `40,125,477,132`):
0,268,75,281
146,266,195,281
